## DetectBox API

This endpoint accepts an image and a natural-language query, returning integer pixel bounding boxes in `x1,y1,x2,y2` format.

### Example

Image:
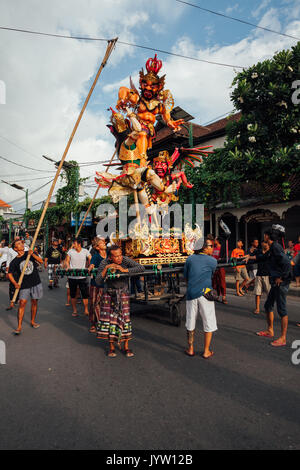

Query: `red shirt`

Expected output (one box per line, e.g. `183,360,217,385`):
212,246,221,260
294,243,300,256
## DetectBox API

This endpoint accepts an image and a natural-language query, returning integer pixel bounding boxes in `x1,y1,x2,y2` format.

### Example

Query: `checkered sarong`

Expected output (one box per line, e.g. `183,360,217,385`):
97,288,132,342
47,264,60,285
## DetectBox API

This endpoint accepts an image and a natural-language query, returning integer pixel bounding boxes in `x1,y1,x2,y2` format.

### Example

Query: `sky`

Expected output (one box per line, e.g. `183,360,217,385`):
0,0,299,212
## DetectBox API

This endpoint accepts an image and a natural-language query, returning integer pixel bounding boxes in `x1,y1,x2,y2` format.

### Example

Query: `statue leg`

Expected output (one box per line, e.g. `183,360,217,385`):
137,132,149,165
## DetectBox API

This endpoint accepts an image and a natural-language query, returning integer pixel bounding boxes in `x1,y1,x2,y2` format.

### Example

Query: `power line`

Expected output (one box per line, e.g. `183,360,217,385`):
201,110,235,126
0,134,54,167
6,178,54,205
0,25,245,69
175,0,300,41
0,154,55,173
5,175,55,183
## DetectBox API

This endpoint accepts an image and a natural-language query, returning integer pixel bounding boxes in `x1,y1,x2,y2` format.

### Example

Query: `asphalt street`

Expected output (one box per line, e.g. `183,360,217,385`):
0,272,299,450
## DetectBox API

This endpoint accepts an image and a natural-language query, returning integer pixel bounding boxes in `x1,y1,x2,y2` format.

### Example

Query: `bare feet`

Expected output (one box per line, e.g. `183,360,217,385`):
13,328,22,335
72,312,79,317
108,349,117,358
124,349,134,358
253,310,260,315
31,323,40,329
202,351,214,359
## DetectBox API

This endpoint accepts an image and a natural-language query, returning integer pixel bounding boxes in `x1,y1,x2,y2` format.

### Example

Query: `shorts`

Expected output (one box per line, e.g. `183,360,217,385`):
19,283,43,301
186,295,218,333
235,267,249,282
254,276,271,296
295,265,300,277
248,269,257,280
68,278,89,299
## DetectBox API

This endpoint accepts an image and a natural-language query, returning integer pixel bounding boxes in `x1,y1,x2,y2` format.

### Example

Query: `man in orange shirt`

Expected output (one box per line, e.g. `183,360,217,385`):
231,240,250,296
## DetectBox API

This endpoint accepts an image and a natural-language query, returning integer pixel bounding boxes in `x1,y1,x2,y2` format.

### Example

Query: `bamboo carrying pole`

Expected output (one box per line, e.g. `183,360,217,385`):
11,38,118,305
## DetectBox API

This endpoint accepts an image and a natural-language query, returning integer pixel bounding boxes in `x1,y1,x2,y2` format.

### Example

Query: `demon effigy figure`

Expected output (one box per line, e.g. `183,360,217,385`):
116,54,184,162
95,54,213,217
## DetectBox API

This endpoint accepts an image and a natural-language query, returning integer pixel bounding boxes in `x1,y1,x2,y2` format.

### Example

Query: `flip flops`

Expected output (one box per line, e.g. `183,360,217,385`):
256,331,274,338
270,340,286,347
202,351,214,359
184,350,195,357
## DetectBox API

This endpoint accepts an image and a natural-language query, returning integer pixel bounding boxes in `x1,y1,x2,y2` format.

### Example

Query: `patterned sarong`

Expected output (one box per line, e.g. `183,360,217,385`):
97,288,132,342
47,264,60,286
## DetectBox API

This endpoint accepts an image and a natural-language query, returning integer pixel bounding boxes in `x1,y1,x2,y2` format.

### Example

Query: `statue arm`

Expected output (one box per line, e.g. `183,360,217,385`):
117,87,139,110
161,105,184,131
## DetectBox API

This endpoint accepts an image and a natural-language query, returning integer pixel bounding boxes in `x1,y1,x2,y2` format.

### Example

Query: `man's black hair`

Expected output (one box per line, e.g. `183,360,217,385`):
73,237,83,246
108,244,122,257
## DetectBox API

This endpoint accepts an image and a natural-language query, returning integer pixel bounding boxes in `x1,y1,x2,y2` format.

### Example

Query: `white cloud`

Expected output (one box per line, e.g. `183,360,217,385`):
0,0,299,212
0,0,181,210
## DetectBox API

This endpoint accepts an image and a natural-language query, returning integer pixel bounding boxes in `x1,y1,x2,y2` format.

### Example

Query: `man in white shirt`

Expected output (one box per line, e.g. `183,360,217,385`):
65,238,91,317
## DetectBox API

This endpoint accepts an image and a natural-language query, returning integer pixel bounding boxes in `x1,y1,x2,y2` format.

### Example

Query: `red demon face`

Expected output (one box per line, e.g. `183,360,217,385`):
154,161,168,178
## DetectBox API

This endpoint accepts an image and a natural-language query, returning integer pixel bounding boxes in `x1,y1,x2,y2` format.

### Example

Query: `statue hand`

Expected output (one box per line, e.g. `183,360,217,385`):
168,119,185,130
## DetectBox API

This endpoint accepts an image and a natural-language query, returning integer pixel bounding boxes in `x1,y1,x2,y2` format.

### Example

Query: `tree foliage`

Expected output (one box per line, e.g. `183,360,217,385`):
184,41,300,207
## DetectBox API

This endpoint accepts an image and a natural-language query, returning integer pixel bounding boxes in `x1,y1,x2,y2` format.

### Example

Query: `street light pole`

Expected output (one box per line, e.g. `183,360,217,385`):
1,180,29,230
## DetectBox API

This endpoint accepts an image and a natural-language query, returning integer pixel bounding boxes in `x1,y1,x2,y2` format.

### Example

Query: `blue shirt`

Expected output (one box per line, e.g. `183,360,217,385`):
184,254,217,301
91,252,105,287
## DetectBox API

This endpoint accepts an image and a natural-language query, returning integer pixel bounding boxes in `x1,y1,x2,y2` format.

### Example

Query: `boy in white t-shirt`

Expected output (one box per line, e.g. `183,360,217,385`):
65,238,91,317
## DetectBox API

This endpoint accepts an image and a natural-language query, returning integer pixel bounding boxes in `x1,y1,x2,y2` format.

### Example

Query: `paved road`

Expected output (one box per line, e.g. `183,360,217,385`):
0,273,300,450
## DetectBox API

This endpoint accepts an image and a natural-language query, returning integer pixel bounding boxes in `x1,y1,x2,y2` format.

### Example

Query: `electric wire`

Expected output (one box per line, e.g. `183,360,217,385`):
0,154,56,173
174,0,300,41
0,25,245,69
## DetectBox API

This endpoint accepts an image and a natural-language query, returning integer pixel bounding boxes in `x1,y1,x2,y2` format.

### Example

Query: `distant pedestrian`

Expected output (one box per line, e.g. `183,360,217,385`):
184,238,217,359
88,238,107,333
247,238,259,288
231,240,250,296
212,237,227,304
24,232,33,248
8,240,44,335
291,251,300,288
44,239,62,289
294,235,300,257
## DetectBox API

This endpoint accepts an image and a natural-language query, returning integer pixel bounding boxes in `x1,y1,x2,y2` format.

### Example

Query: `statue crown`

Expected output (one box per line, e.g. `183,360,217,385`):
146,54,163,75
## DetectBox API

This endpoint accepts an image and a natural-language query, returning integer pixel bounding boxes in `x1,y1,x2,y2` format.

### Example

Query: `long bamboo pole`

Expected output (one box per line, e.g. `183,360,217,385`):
75,148,118,238
11,38,118,305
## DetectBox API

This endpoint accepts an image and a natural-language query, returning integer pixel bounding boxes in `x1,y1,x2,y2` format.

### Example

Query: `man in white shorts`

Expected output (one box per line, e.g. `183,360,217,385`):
184,238,218,359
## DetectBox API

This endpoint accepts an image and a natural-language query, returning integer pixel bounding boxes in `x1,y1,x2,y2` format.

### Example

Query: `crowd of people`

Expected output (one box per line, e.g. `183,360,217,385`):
0,229,299,358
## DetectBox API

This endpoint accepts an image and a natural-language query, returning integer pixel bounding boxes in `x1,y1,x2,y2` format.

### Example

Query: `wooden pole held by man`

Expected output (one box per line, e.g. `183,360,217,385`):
11,38,118,305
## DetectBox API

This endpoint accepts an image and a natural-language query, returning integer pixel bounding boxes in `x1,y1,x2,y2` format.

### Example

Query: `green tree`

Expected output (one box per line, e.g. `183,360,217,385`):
184,41,300,206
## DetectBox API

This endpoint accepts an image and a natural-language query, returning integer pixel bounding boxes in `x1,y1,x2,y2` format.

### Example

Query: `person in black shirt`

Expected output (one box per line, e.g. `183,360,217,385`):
44,239,62,289
246,229,292,347
253,241,270,314
8,239,44,335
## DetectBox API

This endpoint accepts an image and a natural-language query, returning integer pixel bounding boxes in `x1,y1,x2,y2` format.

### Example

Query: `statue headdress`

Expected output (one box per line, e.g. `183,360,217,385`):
139,54,165,88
